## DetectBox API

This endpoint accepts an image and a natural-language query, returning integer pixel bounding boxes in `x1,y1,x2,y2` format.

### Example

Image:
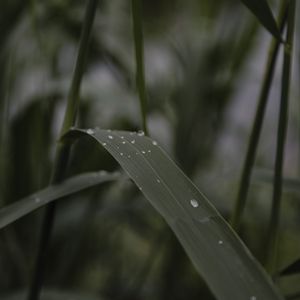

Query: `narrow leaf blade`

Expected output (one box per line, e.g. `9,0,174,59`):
239,0,281,39
0,171,120,229
279,258,300,276
66,128,283,300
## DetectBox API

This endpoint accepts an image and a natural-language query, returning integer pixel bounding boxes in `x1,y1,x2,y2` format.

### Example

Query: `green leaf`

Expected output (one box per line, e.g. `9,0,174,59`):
0,171,120,229
239,0,281,39
65,128,284,300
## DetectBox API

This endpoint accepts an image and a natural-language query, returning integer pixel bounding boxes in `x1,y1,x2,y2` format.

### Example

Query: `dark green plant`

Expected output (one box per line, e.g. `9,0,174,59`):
0,0,299,300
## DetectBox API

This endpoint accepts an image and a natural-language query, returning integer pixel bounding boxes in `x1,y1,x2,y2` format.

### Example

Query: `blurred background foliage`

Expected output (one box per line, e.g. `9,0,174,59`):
0,0,299,299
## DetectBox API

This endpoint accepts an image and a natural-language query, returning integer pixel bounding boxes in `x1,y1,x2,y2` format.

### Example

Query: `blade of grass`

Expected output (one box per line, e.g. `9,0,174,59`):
0,171,120,229
238,0,282,40
0,53,14,206
28,1,98,299
64,128,284,300
231,0,288,231
278,258,300,277
265,0,296,273
131,0,148,135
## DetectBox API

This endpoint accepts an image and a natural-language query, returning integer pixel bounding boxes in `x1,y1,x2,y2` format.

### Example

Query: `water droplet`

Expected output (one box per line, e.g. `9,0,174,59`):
141,151,146,154
127,155,131,158
190,199,199,208
122,141,126,144
35,197,41,203
137,130,144,136
250,297,256,300
87,129,94,135
121,136,125,139
131,140,136,144
108,135,113,140
129,132,135,136
148,150,151,153
218,240,223,245
120,152,124,156
156,179,161,183
152,140,158,146
102,142,107,146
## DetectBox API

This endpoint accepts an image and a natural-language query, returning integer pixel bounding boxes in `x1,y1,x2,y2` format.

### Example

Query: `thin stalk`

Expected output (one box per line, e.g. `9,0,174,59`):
230,0,288,230
0,53,13,206
27,1,98,299
266,0,296,273
131,0,148,135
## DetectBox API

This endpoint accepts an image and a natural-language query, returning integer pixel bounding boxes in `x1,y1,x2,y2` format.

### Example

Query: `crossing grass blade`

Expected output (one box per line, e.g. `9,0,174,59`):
238,0,281,40
279,258,300,276
64,128,284,300
0,171,120,229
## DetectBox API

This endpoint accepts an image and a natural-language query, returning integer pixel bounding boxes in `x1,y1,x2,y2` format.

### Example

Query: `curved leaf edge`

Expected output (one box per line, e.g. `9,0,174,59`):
0,171,121,229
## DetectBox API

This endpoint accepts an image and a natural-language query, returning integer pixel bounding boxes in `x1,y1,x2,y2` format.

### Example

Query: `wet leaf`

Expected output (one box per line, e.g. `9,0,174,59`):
64,128,284,300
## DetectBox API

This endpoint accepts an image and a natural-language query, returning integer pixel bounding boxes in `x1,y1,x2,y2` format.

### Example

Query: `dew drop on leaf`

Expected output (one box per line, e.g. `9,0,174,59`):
152,140,158,146
122,141,126,144
190,199,199,208
218,240,223,245
131,140,135,144
87,129,94,135
142,151,146,154
137,130,144,136
250,297,256,300
108,135,113,139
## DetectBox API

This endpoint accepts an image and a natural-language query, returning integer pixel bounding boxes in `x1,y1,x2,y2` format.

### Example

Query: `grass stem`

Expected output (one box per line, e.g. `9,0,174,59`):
230,0,288,230
265,0,296,273
27,1,98,299
131,0,149,135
